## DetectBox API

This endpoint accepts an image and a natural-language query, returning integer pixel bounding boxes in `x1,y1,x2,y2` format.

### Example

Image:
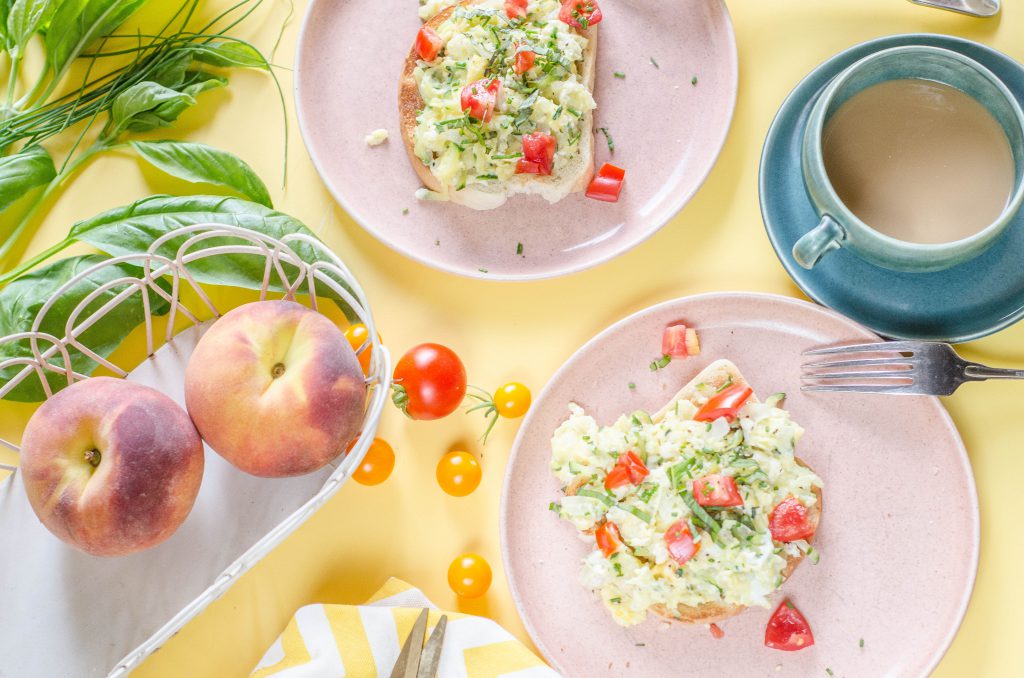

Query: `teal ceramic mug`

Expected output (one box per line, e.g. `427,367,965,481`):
793,45,1024,272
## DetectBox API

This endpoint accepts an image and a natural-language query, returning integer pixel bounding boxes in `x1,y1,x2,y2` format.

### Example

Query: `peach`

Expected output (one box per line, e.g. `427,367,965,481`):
19,377,204,557
184,300,366,477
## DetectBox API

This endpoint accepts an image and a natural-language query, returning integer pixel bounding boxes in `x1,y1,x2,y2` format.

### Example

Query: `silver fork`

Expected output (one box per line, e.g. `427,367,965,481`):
801,341,1024,395
906,0,1000,18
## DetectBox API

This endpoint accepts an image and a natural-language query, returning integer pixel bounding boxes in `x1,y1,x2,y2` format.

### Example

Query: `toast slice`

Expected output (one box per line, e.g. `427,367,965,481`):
399,0,597,210
567,359,822,625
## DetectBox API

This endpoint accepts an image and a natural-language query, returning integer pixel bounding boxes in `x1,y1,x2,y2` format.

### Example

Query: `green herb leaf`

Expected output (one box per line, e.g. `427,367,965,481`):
613,71,625,79
620,504,652,523
131,140,272,207
0,255,171,402
577,488,615,506
681,492,722,540
46,0,149,79
0,145,56,213
107,80,197,136
7,0,57,55
191,41,269,70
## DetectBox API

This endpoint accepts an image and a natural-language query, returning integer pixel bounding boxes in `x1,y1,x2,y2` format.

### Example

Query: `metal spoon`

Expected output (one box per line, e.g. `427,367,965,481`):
907,0,1000,17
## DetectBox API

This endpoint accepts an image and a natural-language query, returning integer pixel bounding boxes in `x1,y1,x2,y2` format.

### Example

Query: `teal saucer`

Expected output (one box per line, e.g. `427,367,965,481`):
760,33,1024,343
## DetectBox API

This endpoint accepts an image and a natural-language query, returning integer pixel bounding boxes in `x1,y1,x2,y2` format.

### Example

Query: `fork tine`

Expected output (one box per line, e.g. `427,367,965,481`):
802,341,920,356
802,357,916,370
801,383,925,395
802,370,914,381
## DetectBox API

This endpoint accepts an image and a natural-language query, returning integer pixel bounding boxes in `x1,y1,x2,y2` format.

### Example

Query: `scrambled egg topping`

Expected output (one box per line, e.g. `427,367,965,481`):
549,392,822,627
412,0,595,193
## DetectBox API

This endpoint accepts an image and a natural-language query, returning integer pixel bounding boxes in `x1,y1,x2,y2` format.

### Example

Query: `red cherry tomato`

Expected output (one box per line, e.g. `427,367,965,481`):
393,343,467,420
460,78,501,122
765,600,815,651
603,451,649,490
694,384,753,422
514,48,535,75
448,553,492,598
415,26,443,61
559,0,603,29
348,437,395,486
515,132,557,175
769,496,816,542
665,520,700,565
595,521,623,557
692,474,744,507
585,162,625,202
661,323,700,358
505,0,528,18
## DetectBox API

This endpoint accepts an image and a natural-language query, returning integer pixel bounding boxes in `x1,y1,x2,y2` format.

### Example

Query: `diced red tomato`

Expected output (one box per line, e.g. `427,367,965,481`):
514,48,535,75
765,600,814,651
585,163,626,202
664,520,700,565
460,78,501,122
559,0,603,29
694,384,753,422
516,132,557,175
595,521,623,557
415,26,444,61
505,0,528,18
604,451,649,490
769,496,816,542
661,324,700,358
692,474,744,507
709,623,725,639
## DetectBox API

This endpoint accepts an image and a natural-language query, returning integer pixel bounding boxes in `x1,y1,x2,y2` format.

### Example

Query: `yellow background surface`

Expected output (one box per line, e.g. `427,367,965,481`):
0,0,1021,676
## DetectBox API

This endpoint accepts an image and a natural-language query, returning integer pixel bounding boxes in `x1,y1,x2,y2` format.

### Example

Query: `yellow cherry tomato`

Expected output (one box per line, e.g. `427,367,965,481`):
436,451,482,497
447,553,492,598
348,437,394,486
344,323,380,375
493,382,531,418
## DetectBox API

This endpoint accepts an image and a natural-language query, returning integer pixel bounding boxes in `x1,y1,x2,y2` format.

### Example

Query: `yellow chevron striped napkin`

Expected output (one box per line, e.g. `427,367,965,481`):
251,578,562,677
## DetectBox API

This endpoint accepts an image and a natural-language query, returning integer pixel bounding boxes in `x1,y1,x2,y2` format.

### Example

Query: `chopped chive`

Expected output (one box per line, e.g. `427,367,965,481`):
479,267,488,273
649,354,672,371
599,127,615,153
516,242,524,255
476,173,499,180
553,105,563,120
650,56,659,69
691,75,698,86
610,597,622,603
577,488,615,506
401,208,409,215
628,382,636,390
716,376,734,392
826,670,833,677
492,152,523,159
567,106,582,117
613,562,623,576
860,638,865,648
548,502,560,513
613,71,625,79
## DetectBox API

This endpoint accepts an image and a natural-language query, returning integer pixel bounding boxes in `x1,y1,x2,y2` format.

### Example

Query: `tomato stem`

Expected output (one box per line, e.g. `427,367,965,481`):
466,385,499,444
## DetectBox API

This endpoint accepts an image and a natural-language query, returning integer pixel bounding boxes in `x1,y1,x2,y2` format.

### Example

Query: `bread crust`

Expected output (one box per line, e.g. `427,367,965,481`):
398,0,597,207
563,359,822,626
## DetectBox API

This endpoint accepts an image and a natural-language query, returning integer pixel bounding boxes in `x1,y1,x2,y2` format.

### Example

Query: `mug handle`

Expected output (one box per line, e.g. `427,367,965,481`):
792,215,846,269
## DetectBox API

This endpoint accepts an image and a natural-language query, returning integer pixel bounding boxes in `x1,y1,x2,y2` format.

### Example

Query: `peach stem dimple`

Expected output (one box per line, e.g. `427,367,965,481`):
84,449,101,468
271,363,286,379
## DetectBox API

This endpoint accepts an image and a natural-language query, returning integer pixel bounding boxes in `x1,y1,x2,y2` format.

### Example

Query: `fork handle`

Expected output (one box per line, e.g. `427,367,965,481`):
964,365,1024,380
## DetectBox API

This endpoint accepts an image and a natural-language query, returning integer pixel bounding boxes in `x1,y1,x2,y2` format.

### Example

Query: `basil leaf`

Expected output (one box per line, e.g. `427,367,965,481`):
191,41,268,70
46,0,148,78
0,145,55,212
65,195,357,317
130,140,272,207
7,0,55,55
107,80,196,136
0,255,171,402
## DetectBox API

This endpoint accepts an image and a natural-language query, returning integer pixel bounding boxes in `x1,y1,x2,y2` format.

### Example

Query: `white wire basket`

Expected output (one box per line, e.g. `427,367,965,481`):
0,224,390,678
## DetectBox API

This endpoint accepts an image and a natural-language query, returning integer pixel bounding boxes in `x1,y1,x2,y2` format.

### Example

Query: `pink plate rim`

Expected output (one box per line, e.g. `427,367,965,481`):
292,0,739,281
499,291,979,675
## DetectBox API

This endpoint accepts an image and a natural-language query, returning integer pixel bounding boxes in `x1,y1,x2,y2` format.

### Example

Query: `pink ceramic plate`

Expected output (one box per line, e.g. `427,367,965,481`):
294,0,736,280
501,293,978,677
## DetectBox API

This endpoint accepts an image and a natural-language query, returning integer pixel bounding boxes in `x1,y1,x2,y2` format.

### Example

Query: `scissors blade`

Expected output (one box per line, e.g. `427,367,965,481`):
389,609,429,678
417,615,448,678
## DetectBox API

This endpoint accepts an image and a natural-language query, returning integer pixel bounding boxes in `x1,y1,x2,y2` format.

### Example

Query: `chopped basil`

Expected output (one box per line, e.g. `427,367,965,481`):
613,562,623,576
516,242,524,255
691,76,698,85
681,492,722,541
620,505,652,523
577,488,615,506
548,502,560,513
609,597,621,603
613,71,626,79
478,267,488,273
